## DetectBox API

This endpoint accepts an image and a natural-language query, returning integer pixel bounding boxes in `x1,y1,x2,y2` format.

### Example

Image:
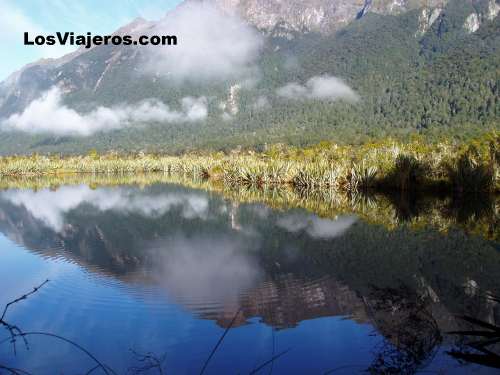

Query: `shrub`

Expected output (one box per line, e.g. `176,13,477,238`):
447,154,493,193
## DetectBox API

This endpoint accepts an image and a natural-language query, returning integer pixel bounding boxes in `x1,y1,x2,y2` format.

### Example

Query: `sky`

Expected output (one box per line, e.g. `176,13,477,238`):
0,0,182,81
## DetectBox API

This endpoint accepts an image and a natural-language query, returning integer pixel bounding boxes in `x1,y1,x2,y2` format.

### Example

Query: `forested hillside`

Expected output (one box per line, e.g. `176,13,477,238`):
0,0,498,154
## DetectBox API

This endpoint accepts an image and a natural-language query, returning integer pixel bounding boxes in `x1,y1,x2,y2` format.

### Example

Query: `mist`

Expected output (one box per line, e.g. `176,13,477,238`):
1,185,210,231
146,2,263,81
151,235,263,306
1,87,208,136
277,213,357,239
277,75,359,102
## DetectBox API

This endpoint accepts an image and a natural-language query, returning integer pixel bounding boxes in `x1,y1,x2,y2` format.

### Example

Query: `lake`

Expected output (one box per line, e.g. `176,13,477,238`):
0,180,499,374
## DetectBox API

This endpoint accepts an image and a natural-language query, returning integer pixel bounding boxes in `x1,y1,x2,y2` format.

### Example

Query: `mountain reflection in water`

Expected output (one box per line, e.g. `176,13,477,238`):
0,183,498,374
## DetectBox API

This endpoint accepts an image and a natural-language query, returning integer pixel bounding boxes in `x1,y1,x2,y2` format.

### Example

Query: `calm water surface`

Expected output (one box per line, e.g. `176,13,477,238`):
0,183,498,374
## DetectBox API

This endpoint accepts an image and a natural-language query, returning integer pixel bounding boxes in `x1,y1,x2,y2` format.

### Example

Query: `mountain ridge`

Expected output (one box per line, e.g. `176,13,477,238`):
0,0,498,154
199,0,450,33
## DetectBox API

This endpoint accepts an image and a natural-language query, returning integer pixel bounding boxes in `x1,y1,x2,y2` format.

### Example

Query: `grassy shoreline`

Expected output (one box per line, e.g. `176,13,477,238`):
0,132,498,193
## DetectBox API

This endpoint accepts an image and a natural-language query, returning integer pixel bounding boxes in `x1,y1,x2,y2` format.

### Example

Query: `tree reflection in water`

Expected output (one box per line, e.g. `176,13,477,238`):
365,285,442,374
0,181,498,373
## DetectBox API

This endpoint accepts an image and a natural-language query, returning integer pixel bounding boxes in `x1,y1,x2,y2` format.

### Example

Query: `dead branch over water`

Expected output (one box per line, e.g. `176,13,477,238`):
0,280,116,375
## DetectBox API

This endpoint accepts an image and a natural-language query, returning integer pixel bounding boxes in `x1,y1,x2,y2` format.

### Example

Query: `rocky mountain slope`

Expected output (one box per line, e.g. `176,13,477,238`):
203,0,450,33
0,0,498,154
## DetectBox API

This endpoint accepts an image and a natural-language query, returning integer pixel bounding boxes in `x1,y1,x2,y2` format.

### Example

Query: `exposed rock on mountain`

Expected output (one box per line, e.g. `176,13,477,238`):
416,6,444,36
0,0,498,154
201,0,449,34
463,0,499,32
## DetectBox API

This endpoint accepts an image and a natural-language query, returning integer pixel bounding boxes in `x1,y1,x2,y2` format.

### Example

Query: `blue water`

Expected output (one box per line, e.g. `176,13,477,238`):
0,183,498,374
0,236,379,374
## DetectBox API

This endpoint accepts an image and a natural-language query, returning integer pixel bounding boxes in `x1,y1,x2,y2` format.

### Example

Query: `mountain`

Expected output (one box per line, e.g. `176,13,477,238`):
0,0,498,154
199,0,449,33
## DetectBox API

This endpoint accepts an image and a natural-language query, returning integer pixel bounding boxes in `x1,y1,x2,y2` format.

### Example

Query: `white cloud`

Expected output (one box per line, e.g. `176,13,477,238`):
1,87,207,136
252,95,270,111
151,235,262,306
181,96,208,121
277,213,357,239
2,186,210,232
277,75,359,102
146,2,263,81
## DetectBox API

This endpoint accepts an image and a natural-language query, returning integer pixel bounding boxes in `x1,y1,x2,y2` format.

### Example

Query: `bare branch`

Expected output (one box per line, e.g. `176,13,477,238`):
1,280,49,321
11,332,117,375
127,349,166,374
199,307,242,375
0,365,33,375
0,280,116,375
248,348,291,375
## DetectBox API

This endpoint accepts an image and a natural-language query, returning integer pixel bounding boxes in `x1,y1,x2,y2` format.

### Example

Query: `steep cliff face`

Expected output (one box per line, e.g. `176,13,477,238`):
0,16,153,116
463,0,500,32
416,6,444,36
0,0,498,153
210,0,366,33
0,0,455,118
202,0,449,33
1,0,493,115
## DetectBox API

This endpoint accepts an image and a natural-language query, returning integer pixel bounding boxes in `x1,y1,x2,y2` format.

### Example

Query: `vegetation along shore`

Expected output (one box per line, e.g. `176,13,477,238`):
1,132,498,194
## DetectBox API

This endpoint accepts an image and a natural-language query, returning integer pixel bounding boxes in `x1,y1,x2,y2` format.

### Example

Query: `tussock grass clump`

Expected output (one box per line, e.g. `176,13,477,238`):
0,131,498,194
383,154,428,191
447,154,494,194
349,163,378,191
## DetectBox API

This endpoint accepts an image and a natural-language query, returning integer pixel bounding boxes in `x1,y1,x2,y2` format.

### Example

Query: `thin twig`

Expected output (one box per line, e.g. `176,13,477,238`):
323,364,367,374
13,332,117,375
0,280,116,375
128,349,166,375
248,348,291,374
267,327,275,375
84,365,101,375
0,365,33,375
1,280,49,321
199,307,242,375
0,280,49,356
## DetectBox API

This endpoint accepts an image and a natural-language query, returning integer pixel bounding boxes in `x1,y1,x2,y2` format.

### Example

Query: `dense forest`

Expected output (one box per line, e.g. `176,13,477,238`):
0,0,498,154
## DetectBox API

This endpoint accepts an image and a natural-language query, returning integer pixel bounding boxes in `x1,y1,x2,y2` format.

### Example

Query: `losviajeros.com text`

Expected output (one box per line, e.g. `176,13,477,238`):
24,32,178,49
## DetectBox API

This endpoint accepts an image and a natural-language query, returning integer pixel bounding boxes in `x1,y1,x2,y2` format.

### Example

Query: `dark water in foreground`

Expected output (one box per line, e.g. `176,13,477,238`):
0,183,499,374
